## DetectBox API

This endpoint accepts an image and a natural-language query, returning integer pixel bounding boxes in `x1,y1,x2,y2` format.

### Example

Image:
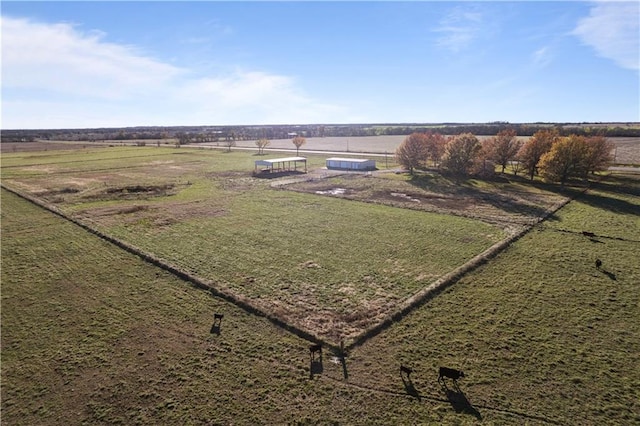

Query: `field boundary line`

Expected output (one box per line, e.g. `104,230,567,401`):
0,183,333,350
346,189,577,351
0,181,585,352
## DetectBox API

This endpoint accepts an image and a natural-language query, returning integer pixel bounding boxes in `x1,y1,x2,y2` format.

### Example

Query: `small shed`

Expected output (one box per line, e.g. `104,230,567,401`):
255,156,307,174
326,157,376,171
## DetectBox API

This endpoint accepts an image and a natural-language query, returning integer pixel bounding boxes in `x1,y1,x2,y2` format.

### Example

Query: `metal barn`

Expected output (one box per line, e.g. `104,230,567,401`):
326,157,376,171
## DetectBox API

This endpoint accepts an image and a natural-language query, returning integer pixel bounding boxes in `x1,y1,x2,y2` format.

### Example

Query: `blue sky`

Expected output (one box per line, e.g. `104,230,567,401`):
2,1,639,129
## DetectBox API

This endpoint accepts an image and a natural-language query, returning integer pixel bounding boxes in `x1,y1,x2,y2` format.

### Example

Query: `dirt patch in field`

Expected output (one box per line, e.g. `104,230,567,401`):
105,184,175,196
76,199,227,228
83,184,179,202
252,295,400,342
206,171,263,191
378,190,473,210
288,174,568,228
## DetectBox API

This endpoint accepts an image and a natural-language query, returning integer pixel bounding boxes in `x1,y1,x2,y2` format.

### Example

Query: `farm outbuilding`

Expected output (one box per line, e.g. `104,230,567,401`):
254,156,307,174
326,157,376,171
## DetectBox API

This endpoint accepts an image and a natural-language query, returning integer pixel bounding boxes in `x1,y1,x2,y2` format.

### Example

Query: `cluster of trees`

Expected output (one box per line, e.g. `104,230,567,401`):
395,129,614,184
394,132,447,174
3,122,638,144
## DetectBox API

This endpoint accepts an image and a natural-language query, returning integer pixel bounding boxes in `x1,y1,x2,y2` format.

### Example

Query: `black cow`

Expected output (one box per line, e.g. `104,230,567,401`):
400,365,413,378
213,313,223,326
439,366,465,384
210,313,224,334
309,344,322,361
595,259,602,269
582,231,596,238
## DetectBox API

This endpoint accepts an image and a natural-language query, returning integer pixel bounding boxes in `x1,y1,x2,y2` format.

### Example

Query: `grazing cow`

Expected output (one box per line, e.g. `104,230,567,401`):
309,344,322,361
210,313,224,334
439,366,465,383
582,231,596,238
400,365,413,378
595,259,602,270
213,313,224,326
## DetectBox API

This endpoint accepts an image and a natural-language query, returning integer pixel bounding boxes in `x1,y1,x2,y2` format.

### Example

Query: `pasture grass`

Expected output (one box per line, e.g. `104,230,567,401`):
2,146,639,424
0,188,508,425
341,172,640,425
1,146,505,341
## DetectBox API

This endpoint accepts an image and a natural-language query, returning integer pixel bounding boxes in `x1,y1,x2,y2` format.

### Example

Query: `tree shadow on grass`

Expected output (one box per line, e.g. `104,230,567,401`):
575,191,639,217
594,175,640,197
407,173,557,220
508,174,639,218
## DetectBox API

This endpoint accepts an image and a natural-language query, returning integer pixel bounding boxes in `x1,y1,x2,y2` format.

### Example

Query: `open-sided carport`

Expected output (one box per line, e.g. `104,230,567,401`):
254,157,307,174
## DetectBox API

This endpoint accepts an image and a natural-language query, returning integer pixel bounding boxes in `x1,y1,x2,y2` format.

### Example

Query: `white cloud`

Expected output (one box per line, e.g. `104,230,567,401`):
572,1,640,71
1,16,348,128
532,46,553,67
1,17,184,100
433,6,484,53
171,71,348,125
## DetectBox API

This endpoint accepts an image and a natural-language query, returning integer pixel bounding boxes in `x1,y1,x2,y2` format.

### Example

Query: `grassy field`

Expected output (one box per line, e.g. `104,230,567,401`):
2,188,437,425
1,146,510,342
345,174,640,425
2,144,639,424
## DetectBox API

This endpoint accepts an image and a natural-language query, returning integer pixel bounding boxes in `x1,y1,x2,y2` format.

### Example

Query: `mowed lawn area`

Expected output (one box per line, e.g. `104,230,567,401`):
2,170,639,424
1,146,507,341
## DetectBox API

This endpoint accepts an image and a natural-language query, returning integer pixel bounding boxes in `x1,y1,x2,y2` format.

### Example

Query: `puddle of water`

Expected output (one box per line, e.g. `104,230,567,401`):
316,188,346,195
391,192,420,202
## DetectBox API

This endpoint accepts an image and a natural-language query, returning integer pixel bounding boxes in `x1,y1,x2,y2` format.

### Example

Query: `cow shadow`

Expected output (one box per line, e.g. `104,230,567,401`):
310,351,323,379
440,382,481,420
401,374,421,400
601,269,617,281
210,314,223,335
209,323,221,335
310,359,324,378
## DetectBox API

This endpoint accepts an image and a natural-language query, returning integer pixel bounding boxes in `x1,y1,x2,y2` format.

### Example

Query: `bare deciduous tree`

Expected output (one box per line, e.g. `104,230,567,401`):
256,138,270,155
224,138,236,152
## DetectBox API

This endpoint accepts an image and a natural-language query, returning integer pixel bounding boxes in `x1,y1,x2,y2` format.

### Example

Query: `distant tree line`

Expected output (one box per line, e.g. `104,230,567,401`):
395,128,615,185
2,122,638,143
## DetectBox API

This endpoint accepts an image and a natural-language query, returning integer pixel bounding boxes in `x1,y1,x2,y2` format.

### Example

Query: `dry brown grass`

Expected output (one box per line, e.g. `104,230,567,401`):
287,172,570,230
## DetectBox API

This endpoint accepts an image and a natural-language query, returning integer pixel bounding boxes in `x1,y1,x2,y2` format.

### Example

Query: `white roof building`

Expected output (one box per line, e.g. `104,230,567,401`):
326,157,376,171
